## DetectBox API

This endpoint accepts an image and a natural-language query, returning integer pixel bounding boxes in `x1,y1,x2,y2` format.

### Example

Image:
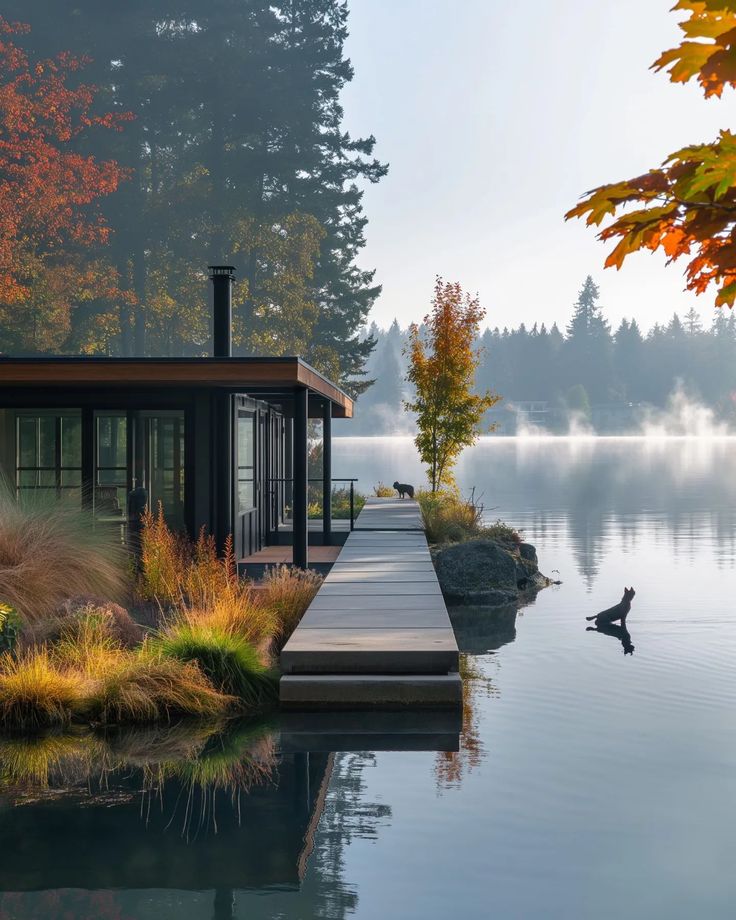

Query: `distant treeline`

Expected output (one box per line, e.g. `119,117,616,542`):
349,277,736,434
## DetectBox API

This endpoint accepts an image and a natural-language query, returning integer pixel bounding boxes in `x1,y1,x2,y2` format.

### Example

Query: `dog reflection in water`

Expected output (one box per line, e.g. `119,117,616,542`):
587,620,635,655
585,587,636,655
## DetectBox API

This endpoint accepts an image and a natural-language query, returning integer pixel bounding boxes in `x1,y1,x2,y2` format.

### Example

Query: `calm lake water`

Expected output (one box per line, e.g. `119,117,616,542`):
3,436,736,920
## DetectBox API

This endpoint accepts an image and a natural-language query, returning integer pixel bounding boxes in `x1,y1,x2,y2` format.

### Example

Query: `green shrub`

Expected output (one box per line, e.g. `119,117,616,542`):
480,520,523,547
331,487,366,520
373,482,395,497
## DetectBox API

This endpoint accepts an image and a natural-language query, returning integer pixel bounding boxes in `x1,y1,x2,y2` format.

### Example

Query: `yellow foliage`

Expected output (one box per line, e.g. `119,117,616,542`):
406,278,500,491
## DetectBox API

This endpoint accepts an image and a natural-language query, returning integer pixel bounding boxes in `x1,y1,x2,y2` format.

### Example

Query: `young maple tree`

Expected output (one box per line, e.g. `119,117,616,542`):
405,278,499,492
566,0,736,307
0,19,131,352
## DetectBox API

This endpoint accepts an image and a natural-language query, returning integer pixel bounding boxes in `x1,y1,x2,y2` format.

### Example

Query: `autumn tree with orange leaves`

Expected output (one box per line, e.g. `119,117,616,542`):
405,278,499,492
567,1,736,309
0,19,130,353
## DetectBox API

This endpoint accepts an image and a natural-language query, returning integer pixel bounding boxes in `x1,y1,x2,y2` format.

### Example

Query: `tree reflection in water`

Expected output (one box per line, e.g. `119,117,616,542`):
434,604,522,792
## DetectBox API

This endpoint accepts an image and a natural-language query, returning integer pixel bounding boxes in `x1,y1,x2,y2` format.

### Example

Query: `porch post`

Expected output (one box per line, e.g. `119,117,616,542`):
81,407,94,511
322,400,332,545
214,390,233,554
293,386,309,569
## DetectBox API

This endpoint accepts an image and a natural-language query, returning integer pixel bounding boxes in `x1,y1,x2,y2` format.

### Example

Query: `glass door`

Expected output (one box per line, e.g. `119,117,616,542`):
132,411,185,532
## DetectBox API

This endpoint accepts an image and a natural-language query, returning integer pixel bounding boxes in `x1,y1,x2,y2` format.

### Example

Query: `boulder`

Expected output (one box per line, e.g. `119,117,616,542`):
431,539,550,607
518,542,538,565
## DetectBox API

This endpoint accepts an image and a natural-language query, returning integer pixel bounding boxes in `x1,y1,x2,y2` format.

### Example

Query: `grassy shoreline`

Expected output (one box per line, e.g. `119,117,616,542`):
0,492,321,731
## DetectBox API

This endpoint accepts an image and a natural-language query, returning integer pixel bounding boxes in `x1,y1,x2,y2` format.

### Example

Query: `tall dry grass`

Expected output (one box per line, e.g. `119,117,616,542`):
418,489,484,543
0,648,85,730
138,505,240,609
53,615,232,724
260,565,322,652
139,510,319,655
418,489,522,546
0,608,234,730
22,600,143,650
0,486,127,622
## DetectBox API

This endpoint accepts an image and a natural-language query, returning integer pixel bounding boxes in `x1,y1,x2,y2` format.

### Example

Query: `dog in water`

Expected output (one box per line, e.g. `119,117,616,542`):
585,587,636,655
393,481,415,499
586,587,635,627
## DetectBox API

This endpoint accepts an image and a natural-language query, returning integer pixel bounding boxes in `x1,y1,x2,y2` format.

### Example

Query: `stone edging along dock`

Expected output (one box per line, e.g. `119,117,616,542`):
280,498,463,709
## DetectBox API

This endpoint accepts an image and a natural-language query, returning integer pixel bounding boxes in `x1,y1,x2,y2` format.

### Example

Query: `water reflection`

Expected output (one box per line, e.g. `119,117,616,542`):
0,718,402,920
433,606,521,792
586,621,636,655
336,437,736,589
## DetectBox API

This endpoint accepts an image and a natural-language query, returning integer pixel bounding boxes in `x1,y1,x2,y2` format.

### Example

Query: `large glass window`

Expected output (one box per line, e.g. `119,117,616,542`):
16,412,81,497
238,411,255,513
95,414,127,521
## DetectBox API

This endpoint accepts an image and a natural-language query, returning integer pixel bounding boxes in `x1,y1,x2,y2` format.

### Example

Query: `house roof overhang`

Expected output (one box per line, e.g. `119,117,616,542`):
0,356,354,418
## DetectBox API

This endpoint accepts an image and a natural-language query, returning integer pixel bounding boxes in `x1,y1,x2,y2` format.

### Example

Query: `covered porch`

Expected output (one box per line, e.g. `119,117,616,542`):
0,356,354,570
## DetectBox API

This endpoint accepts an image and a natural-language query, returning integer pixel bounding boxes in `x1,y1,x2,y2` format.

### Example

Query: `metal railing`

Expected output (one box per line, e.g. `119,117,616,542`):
267,477,359,531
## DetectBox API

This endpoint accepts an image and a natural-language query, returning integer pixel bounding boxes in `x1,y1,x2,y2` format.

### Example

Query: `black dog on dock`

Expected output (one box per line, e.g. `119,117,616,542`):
393,481,415,499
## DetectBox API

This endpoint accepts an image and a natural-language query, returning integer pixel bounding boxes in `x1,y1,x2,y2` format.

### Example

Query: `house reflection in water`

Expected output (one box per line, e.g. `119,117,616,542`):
0,709,461,918
0,752,333,893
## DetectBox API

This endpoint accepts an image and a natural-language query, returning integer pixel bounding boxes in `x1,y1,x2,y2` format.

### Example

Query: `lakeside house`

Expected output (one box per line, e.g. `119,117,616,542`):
0,267,353,569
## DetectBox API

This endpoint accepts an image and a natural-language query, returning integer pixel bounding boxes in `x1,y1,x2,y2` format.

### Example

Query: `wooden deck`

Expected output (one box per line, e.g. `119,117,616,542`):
280,498,462,709
241,545,342,565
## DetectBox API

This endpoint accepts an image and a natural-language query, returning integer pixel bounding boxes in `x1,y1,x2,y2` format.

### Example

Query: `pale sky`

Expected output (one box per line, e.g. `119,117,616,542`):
342,0,729,333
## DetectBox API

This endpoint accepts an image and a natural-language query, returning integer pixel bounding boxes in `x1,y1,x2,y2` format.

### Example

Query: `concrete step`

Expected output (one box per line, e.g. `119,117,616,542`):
281,627,459,674
278,709,462,752
280,673,463,709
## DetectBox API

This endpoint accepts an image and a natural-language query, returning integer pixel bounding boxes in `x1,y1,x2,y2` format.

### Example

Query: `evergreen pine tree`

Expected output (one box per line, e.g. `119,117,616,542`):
563,276,613,403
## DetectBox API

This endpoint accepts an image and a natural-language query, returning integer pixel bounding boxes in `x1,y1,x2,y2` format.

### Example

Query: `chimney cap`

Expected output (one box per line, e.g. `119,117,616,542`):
208,265,236,279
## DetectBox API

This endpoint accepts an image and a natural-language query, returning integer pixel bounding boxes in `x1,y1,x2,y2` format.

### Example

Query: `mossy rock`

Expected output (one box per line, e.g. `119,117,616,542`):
431,539,549,607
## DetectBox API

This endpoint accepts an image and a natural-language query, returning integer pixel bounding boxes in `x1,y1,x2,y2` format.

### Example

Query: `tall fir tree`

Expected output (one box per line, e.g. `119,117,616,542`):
563,276,613,403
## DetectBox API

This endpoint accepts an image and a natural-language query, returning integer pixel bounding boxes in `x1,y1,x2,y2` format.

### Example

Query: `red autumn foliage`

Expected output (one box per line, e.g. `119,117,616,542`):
0,18,131,341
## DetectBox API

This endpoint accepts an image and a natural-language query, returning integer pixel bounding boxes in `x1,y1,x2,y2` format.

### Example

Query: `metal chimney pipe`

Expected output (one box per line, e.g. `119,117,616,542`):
208,265,235,357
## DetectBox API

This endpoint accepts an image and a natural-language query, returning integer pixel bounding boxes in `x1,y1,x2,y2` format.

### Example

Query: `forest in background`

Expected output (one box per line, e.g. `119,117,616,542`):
349,277,736,435
1,1,385,392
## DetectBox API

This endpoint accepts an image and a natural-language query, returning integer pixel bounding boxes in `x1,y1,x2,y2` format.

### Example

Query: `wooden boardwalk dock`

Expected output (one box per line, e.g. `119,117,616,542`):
280,498,462,708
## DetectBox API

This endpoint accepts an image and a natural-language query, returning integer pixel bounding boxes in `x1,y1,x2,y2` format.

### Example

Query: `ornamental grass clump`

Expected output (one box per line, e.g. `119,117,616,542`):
138,505,248,614
260,565,322,652
152,620,278,708
52,614,232,724
23,600,144,651
84,652,233,725
0,485,127,622
0,649,85,730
